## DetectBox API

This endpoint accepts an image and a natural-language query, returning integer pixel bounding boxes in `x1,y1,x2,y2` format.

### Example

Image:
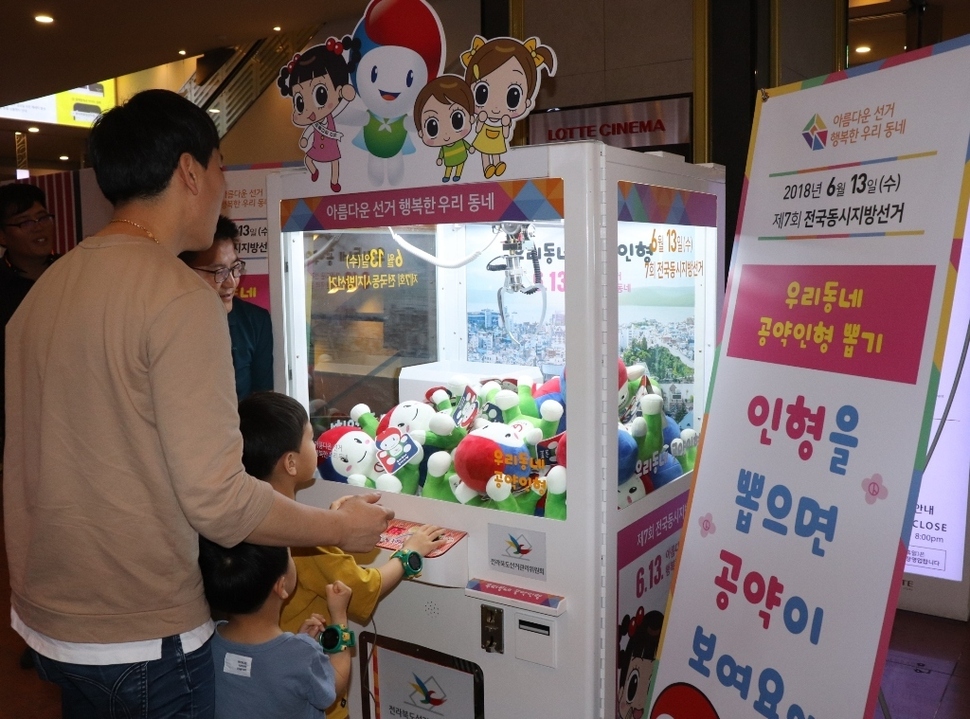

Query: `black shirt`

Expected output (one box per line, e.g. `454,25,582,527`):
0,252,60,454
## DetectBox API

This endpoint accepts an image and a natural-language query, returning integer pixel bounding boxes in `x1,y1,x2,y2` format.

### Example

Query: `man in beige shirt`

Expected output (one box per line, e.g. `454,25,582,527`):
3,89,392,719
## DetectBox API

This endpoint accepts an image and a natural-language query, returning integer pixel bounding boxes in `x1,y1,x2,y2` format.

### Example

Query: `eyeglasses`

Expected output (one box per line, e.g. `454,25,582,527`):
192,260,246,284
3,213,55,230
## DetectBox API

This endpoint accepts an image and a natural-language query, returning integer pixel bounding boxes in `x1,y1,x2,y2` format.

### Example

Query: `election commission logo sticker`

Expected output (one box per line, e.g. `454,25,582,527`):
505,533,533,559
406,673,448,714
802,113,828,150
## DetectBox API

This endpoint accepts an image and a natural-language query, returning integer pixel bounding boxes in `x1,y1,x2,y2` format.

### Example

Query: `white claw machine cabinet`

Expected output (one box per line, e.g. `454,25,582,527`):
267,141,724,719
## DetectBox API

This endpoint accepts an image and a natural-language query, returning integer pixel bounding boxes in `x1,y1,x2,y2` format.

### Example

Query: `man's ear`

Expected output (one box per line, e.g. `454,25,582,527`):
177,152,201,195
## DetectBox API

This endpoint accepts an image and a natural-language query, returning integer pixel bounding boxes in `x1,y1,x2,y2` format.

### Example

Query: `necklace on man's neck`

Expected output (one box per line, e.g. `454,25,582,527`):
109,218,159,244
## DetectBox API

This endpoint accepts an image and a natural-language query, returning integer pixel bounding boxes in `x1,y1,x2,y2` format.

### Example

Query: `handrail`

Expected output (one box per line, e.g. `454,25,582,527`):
178,25,321,138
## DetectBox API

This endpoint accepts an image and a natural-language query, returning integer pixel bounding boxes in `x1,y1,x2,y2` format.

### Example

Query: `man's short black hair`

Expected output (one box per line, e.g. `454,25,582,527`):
198,537,289,615
0,183,47,222
238,392,309,480
214,215,239,242
88,89,220,206
178,214,238,265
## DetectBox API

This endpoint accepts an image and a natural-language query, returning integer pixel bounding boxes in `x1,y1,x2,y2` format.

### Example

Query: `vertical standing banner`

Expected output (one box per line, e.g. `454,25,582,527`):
649,39,970,719
222,165,302,312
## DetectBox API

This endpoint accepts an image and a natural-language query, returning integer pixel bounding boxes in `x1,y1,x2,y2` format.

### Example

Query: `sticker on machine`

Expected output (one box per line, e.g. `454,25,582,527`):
487,523,547,581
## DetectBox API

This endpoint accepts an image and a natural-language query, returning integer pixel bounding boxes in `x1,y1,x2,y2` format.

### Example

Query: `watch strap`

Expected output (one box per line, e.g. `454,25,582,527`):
391,549,423,578
320,624,356,653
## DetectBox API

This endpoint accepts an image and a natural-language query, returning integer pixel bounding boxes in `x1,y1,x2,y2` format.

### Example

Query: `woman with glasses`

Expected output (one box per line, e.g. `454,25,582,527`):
180,215,273,400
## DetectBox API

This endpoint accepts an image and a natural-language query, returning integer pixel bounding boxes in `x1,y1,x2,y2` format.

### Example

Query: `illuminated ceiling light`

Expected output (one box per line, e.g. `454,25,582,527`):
59,155,69,161
208,108,220,113
27,126,40,133
273,26,281,32
34,14,54,23
856,46,871,54
178,49,187,56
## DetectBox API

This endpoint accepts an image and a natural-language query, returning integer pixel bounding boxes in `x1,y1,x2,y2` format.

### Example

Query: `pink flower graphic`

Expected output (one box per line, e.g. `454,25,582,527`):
698,513,715,537
862,473,889,505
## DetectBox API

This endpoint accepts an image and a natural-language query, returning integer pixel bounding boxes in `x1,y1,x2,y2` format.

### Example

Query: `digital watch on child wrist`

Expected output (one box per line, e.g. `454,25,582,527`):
320,624,356,653
391,549,423,578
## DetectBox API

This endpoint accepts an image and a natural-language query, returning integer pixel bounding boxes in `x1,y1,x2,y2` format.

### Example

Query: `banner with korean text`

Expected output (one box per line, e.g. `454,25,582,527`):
649,37,970,719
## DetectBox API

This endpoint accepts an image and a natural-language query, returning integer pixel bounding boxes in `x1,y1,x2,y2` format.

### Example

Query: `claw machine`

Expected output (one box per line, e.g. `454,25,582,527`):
267,137,723,718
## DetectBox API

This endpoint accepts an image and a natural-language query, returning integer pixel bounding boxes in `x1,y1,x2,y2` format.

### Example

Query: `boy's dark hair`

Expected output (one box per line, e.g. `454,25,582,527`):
0,183,47,222
198,536,289,615
178,215,238,265
238,391,309,479
88,89,220,206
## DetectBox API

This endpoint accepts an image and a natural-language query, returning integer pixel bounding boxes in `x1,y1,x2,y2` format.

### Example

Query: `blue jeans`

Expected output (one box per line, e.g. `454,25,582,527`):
33,635,214,719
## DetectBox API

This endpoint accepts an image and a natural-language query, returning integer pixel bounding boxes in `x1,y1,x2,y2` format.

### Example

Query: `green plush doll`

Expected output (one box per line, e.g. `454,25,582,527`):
543,465,567,520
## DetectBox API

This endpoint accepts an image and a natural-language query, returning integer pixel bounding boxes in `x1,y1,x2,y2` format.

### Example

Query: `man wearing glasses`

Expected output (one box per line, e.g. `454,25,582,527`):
180,215,273,400
0,183,60,464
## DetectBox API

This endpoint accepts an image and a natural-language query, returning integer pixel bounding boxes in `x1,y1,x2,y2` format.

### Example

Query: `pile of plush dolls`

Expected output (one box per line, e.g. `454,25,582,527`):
314,360,698,520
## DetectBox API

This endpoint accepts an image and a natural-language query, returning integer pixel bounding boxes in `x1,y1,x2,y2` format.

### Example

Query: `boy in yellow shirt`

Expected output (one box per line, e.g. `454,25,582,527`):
238,391,446,718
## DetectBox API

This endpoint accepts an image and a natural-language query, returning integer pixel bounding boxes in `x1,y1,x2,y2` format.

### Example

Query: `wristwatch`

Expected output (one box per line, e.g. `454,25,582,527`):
320,624,356,653
391,548,424,578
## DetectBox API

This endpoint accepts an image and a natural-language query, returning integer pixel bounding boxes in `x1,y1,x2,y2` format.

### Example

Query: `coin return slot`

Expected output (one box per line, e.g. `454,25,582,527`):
518,619,550,636
514,612,557,667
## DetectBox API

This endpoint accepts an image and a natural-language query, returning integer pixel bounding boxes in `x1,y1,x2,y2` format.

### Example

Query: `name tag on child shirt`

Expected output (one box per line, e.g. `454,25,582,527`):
224,652,253,677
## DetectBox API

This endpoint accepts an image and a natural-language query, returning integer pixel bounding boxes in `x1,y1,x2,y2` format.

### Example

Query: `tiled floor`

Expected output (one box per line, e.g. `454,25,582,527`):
876,609,970,719
0,515,967,719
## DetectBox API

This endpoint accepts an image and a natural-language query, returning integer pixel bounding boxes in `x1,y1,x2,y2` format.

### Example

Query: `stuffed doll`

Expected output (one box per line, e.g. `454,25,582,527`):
618,422,648,507
627,394,683,491
315,425,422,493
672,427,698,473
483,381,564,442
424,419,549,515
352,396,466,452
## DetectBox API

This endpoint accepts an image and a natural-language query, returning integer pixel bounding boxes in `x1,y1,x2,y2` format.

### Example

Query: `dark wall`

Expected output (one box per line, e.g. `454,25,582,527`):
710,0,772,281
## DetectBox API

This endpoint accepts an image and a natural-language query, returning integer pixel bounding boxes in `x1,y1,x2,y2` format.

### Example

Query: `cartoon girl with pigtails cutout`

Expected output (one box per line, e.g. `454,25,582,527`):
618,608,664,719
278,39,356,192
461,36,556,178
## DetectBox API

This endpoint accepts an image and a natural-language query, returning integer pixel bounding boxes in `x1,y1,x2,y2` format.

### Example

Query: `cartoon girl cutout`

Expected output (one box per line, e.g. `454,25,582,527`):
278,39,356,192
341,0,445,186
618,609,664,719
461,36,556,179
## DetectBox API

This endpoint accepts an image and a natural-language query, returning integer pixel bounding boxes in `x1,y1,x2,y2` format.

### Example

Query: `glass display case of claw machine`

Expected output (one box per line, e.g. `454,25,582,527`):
267,141,724,719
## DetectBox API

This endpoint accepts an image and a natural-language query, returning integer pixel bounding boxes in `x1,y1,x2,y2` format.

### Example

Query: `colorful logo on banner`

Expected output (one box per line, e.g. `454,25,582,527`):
280,178,564,231
277,0,556,193
618,182,718,227
802,114,828,150
407,673,447,713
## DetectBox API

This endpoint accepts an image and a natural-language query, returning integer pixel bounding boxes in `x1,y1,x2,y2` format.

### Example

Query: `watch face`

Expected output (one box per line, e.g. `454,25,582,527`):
321,626,340,650
407,552,422,571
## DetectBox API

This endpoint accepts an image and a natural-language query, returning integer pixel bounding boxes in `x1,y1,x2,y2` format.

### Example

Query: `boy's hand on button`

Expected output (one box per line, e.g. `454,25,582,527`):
403,524,449,557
